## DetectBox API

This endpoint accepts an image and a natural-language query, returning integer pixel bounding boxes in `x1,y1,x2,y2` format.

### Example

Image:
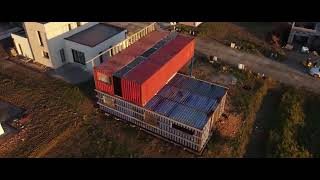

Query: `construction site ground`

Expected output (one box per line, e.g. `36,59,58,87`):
0,54,273,157
1,22,320,157
189,22,320,94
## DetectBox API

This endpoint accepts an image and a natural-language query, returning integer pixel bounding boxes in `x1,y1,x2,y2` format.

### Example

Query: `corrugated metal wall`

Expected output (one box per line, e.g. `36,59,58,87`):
96,89,227,153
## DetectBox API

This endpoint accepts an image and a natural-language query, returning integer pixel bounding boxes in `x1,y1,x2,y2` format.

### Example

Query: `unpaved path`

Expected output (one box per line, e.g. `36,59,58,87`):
196,38,320,94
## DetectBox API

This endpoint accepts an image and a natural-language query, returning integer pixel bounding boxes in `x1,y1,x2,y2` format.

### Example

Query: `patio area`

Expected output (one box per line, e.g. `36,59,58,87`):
47,63,93,85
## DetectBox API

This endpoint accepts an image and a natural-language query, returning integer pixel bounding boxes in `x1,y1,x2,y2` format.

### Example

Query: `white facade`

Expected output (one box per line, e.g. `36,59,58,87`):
23,22,99,69
44,22,99,69
11,22,127,71
64,31,126,71
11,33,34,59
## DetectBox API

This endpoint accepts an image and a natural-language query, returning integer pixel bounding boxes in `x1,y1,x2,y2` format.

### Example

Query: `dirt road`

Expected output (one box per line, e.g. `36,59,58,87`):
196,38,320,94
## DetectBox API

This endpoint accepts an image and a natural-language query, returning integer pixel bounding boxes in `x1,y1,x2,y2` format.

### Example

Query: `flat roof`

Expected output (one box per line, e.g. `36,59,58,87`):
95,31,169,75
103,22,153,36
65,23,126,47
145,74,227,130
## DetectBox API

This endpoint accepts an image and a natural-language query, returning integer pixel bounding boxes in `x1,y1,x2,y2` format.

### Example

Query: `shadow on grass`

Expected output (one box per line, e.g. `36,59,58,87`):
75,77,96,102
303,95,320,157
243,87,283,158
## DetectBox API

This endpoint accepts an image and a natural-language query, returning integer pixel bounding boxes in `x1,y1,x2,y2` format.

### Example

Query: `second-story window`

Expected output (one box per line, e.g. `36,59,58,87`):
37,31,43,46
43,51,49,59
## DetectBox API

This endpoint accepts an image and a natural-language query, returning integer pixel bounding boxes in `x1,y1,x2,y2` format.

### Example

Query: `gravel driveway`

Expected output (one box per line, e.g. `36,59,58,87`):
196,38,320,94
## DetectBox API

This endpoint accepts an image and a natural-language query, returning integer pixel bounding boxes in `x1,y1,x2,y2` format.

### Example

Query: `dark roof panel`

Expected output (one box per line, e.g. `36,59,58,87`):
65,23,126,47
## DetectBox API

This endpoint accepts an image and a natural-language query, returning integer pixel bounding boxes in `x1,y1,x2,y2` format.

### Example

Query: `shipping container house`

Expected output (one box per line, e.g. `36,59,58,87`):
94,31,195,107
121,35,195,106
96,73,228,153
94,31,169,95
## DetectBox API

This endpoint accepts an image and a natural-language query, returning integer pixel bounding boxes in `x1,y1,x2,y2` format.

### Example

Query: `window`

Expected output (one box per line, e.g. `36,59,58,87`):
171,123,194,135
97,72,111,84
43,51,49,59
71,49,85,65
76,22,81,27
60,49,66,63
68,24,72,31
109,45,114,56
18,44,23,55
37,31,43,46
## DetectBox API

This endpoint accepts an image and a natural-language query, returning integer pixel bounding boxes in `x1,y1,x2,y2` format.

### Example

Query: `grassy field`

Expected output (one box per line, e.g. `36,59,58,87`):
2,51,319,158
176,22,289,61
0,53,274,158
0,60,193,157
267,87,320,158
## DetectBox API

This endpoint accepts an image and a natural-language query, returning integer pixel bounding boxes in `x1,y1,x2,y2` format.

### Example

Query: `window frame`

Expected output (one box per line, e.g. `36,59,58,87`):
171,123,195,135
59,49,66,63
43,51,49,59
97,72,112,85
71,49,86,65
37,31,44,46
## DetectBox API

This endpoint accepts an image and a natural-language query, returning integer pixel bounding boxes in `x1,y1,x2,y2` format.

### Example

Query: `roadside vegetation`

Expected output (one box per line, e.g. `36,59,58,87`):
174,22,290,61
267,87,320,158
182,54,272,157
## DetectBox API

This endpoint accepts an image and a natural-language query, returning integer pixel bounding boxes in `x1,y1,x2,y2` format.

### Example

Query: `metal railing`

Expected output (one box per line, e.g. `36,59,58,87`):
86,22,157,68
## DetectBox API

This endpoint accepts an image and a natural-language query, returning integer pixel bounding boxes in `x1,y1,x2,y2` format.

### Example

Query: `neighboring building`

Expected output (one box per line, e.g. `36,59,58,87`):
287,22,320,49
178,22,203,27
11,31,33,59
11,22,127,71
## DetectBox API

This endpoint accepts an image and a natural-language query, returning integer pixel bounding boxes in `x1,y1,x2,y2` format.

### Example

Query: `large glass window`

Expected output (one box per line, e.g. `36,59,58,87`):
97,72,111,84
71,49,85,65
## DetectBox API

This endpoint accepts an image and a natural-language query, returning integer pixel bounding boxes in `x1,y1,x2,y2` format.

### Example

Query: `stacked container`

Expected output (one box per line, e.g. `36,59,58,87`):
94,31,169,95
121,35,195,106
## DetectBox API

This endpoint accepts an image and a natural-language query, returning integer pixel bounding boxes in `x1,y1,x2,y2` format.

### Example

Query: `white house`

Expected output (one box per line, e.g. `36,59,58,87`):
11,22,127,71
64,23,127,71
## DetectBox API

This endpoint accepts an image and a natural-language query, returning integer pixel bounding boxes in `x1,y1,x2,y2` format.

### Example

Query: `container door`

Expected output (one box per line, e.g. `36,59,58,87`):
113,76,122,97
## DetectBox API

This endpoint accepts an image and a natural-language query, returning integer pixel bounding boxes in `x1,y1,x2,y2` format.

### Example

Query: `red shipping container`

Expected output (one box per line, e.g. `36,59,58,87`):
94,31,168,95
122,35,195,106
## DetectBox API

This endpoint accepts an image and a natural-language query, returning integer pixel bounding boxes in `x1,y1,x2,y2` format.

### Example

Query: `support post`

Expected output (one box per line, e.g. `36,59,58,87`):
189,57,195,77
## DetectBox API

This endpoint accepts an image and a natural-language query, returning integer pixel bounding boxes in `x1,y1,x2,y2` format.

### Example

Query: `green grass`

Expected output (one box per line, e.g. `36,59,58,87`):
267,87,316,158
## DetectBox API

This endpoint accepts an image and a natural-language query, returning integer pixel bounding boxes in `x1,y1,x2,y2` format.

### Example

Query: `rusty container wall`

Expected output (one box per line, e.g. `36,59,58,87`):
121,78,142,105
121,36,195,106
141,38,195,105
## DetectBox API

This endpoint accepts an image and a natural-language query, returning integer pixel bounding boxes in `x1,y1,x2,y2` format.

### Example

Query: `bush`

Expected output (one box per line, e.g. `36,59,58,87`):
267,87,312,158
231,78,270,157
